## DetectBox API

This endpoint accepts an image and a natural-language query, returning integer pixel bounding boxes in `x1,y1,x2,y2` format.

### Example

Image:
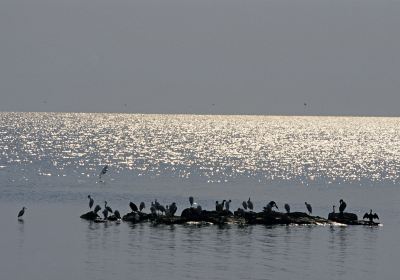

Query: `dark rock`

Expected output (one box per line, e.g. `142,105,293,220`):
328,212,358,224
122,212,150,223
80,211,99,221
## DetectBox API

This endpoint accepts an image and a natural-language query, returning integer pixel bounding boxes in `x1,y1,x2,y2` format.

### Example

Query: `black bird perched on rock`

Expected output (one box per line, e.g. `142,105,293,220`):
129,202,138,212
215,200,226,212
242,201,248,210
114,210,121,219
93,205,101,214
139,202,145,212
247,198,254,211
189,196,194,207
332,205,336,213
88,195,94,209
169,202,177,216
305,202,312,215
225,200,232,211
18,207,27,219
104,201,113,213
339,199,347,214
284,203,290,213
264,201,279,213
102,208,109,219
363,209,379,223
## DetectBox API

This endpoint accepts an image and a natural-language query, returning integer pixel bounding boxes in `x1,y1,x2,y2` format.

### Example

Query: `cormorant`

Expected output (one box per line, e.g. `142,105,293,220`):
225,200,232,211
242,201,248,210
264,201,279,213
339,199,347,214
93,205,101,214
247,198,254,211
189,196,194,207
129,202,138,212
305,202,312,215
169,202,177,216
284,203,290,213
88,195,94,209
114,210,121,219
363,209,379,223
139,202,145,212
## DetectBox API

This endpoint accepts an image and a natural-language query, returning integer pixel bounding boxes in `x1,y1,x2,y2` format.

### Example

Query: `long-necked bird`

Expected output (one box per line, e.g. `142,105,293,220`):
104,201,113,213
189,196,194,207
242,201,248,210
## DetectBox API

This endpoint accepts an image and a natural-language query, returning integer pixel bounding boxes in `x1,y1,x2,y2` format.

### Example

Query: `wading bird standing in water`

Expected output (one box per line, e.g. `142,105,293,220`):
18,207,27,219
99,165,109,180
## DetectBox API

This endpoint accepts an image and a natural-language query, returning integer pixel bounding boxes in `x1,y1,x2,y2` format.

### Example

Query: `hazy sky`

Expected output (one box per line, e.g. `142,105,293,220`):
1,0,399,116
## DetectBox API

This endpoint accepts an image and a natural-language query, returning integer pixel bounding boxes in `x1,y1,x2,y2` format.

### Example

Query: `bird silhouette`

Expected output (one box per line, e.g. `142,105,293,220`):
88,195,94,209
339,199,347,214
247,198,254,211
139,202,145,212
18,207,27,219
284,203,290,213
363,209,379,223
129,202,138,212
305,202,312,215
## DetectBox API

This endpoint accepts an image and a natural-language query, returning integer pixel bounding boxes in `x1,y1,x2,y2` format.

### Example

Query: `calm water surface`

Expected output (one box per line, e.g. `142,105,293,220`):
0,113,399,280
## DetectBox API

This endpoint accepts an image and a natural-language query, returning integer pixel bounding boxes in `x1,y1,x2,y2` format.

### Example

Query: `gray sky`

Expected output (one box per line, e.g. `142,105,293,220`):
1,0,399,116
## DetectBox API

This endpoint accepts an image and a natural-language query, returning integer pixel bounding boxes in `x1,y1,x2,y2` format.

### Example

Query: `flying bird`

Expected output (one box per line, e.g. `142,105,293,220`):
18,207,27,219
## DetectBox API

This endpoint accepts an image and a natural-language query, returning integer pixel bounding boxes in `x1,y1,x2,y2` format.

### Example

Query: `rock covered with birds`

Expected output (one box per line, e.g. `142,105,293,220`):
79,195,381,226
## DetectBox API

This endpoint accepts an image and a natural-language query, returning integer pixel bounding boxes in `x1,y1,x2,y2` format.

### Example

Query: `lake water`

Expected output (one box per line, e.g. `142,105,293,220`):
0,112,399,280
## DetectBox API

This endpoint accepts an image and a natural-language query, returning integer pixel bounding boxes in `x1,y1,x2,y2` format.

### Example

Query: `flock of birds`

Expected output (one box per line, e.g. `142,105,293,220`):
17,196,380,223
16,167,379,223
